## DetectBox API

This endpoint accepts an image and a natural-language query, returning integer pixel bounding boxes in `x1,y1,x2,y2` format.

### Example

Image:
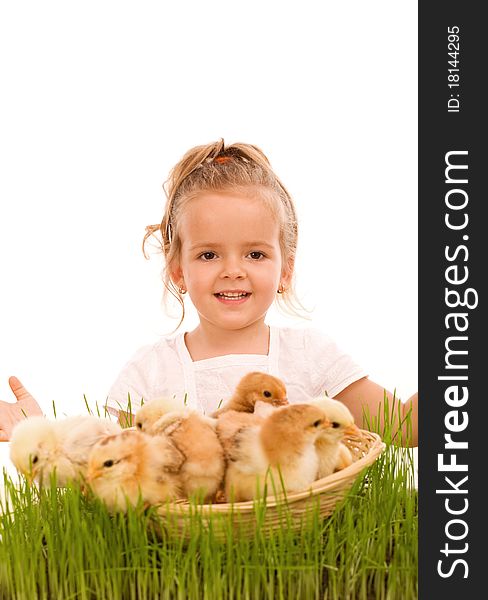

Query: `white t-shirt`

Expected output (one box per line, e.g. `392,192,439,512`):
106,326,367,416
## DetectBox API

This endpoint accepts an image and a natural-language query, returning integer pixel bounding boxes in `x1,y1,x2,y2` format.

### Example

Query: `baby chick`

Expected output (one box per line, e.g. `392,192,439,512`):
216,410,264,461
307,396,359,478
9,415,121,485
149,411,225,502
253,400,281,419
86,429,183,511
134,397,191,433
224,404,331,502
211,372,288,418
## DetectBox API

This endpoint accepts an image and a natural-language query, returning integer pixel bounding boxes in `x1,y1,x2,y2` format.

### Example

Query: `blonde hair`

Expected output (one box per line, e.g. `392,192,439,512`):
143,139,308,329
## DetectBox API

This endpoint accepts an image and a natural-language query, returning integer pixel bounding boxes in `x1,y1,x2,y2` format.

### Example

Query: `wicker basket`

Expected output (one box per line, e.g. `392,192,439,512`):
154,429,386,539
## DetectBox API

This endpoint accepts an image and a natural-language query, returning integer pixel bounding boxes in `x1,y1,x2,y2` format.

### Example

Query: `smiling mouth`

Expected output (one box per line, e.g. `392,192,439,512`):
214,292,250,300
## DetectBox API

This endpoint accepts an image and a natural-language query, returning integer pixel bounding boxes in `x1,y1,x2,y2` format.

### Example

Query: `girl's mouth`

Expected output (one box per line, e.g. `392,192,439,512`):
214,291,250,304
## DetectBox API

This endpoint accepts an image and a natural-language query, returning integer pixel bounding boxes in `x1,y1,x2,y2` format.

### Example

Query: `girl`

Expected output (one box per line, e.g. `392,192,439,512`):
0,140,418,446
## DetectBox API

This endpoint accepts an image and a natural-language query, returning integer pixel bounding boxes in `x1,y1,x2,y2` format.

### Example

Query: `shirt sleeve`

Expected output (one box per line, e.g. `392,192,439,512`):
304,328,368,398
105,345,157,416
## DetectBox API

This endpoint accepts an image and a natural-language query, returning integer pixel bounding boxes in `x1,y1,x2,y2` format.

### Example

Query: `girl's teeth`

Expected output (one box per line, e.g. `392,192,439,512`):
217,293,248,299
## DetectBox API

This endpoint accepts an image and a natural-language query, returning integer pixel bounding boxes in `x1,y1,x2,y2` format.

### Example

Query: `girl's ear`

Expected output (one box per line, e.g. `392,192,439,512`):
169,262,184,288
280,257,295,289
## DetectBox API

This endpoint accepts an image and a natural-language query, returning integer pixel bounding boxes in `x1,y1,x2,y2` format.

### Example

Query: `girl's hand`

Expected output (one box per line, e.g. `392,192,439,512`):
336,378,418,447
0,376,43,441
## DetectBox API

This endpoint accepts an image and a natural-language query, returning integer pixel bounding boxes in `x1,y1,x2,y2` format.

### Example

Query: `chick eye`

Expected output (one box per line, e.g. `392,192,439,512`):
263,390,272,398
332,422,340,428
136,422,143,430
103,460,114,468
32,456,39,464
313,419,323,428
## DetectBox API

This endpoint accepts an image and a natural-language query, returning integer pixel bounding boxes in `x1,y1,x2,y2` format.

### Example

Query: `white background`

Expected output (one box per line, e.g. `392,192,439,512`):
0,1,417,418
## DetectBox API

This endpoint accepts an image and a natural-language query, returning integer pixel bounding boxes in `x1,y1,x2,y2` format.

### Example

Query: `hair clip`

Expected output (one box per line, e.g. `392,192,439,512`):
166,221,173,244
213,155,232,165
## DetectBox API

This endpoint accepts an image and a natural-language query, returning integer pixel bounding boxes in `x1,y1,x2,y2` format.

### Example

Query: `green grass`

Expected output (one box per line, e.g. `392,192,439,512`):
0,398,417,599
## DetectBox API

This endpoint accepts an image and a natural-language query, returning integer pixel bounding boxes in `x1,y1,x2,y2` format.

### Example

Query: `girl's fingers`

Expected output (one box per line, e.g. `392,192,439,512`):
8,376,34,403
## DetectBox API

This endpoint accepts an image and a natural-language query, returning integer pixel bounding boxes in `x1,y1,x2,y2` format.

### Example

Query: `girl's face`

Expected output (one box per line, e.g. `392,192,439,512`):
172,191,291,333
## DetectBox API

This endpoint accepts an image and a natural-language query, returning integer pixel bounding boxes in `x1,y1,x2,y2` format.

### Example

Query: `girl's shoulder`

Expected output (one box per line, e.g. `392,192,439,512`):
273,325,366,399
274,325,353,369
274,325,335,351
106,333,186,411
117,333,184,373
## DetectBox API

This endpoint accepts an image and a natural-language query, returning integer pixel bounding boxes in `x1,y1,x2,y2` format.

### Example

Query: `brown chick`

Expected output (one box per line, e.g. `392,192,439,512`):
224,404,331,502
86,429,183,512
148,411,225,503
211,372,288,418
307,396,359,478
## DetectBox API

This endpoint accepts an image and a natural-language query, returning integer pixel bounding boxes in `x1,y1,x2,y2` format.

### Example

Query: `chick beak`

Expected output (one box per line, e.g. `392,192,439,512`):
344,424,361,436
276,397,288,406
87,469,102,481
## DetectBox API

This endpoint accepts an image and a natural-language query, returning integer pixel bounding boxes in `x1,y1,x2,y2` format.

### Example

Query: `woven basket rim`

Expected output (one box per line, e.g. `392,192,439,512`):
158,429,386,517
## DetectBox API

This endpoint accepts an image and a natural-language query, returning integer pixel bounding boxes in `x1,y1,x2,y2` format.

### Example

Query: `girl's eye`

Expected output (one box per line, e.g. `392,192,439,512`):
248,251,264,260
200,252,217,261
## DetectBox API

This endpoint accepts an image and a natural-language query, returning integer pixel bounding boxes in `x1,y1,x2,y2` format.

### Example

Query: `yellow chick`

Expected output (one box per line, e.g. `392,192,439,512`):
9,415,121,485
224,404,331,502
134,397,190,433
86,429,183,511
307,396,360,478
149,411,225,502
211,372,288,418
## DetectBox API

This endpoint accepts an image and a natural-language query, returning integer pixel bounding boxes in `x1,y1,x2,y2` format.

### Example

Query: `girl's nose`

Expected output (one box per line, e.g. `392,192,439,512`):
220,258,246,279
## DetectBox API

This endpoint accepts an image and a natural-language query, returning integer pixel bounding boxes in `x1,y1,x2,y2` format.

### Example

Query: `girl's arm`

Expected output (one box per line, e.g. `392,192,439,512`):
336,377,418,447
105,407,134,428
